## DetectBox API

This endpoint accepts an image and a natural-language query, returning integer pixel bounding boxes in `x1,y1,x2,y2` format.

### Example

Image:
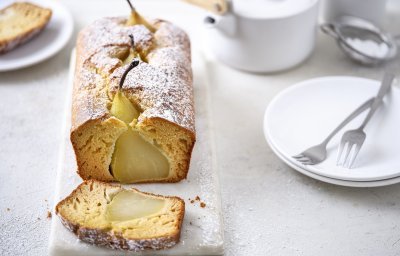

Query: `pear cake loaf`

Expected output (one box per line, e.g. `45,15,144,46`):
56,180,185,251
71,17,195,183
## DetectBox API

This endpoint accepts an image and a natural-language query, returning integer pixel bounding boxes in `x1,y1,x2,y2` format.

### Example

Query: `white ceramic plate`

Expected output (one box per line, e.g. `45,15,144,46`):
264,76,400,182
0,0,73,71
267,136,400,187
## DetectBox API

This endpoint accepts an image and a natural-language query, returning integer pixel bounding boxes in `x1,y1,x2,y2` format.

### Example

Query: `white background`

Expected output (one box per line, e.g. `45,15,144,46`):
1,0,400,255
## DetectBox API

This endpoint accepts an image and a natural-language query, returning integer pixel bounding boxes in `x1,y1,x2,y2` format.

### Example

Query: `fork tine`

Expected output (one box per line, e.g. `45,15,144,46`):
336,141,346,166
299,159,313,165
347,144,362,169
292,154,304,159
296,157,314,165
342,143,354,168
296,156,310,162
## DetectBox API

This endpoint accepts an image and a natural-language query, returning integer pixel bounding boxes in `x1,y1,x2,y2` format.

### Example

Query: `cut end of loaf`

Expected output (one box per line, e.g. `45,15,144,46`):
55,180,185,251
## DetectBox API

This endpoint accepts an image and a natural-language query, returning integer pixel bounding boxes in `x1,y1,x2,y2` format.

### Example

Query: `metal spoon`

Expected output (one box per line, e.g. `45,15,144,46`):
321,16,397,65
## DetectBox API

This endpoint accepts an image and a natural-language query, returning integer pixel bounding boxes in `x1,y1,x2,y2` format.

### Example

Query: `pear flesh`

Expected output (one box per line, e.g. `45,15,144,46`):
111,128,170,183
110,91,140,123
110,91,169,183
106,190,165,222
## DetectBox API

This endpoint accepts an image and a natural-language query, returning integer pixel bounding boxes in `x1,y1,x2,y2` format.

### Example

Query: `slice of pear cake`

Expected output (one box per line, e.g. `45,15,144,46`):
56,180,185,251
0,2,52,54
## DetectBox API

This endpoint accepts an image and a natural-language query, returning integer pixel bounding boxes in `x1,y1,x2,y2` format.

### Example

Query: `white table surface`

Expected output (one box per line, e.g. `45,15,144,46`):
1,0,400,255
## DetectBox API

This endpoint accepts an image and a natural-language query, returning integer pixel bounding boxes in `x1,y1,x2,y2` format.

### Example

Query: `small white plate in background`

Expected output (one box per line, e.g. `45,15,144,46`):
264,76,400,184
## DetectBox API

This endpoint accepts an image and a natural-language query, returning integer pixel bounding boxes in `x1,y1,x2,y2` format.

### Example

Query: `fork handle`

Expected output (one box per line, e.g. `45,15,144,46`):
359,73,395,130
322,98,374,145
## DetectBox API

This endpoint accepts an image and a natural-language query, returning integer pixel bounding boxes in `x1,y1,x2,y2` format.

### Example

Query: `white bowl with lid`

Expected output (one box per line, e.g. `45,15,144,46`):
203,0,320,73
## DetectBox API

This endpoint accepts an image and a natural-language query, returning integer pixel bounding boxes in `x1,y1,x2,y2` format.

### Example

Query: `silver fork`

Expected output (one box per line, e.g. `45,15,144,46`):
292,97,374,165
337,73,395,168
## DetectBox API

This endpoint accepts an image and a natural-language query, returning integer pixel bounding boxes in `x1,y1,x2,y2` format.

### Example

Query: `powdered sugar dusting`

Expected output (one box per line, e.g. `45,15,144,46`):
77,17,154,62
109,57,195,132
72,17,195,134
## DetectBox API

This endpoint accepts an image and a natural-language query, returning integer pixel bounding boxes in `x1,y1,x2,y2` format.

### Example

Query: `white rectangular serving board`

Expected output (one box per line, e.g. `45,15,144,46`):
48,50,224,256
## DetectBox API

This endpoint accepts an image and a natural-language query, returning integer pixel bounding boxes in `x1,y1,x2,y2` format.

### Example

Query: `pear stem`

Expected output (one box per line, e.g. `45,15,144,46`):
119,59,140,90
118,34,139,90
129,34,135,50
126,0,135,13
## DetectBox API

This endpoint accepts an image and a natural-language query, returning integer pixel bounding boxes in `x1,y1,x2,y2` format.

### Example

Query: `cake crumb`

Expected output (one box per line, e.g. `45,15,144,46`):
200,202,206,208
6,208,10,211
37,217,41,220
47,211,52,219
190,200,195,204
189,222,192,225
195,196,200,201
